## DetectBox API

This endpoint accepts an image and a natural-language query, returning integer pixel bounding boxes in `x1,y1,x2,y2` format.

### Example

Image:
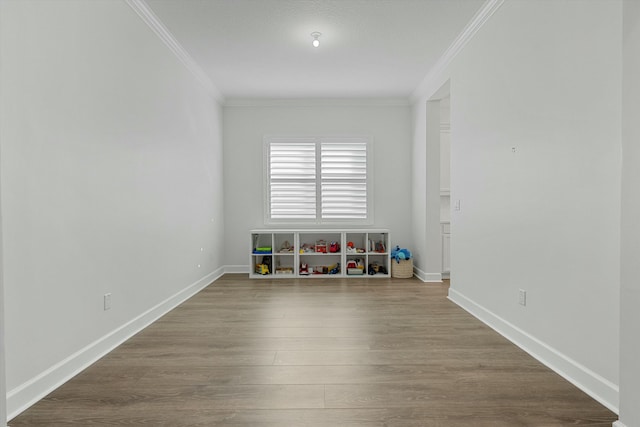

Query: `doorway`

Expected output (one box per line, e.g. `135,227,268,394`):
424,81,451,283
440,96,451,279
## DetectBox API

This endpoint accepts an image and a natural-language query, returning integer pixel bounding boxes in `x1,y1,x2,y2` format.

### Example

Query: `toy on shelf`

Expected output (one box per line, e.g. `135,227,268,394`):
329,262,340,274
368,263,376,275
315,240,327,253
329,241,340,253
300,263,310,275
279,241,293,253
367,262,387,275
347,259,364,275
300,243,314,253
313,266,329,274
346,241,357,253
253,246,272,254
255,264,269,275
276,267,294,275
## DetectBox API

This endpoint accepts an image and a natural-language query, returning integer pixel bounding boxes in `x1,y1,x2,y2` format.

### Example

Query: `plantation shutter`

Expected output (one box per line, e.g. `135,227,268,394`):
321,142,368,219
269,142,317,219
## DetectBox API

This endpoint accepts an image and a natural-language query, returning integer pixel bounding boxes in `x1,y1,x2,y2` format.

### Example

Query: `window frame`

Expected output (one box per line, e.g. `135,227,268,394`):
263,135,374,226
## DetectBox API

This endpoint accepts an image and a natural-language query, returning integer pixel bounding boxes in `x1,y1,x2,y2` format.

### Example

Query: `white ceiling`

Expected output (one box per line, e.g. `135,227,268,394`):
145,0,485,99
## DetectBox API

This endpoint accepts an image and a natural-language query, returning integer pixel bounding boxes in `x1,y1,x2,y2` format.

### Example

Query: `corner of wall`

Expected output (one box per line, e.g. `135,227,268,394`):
413,266,442,283
448,288,619,414
6,268,224,421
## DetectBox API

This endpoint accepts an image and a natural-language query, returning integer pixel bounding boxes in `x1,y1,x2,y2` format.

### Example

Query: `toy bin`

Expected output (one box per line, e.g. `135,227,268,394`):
391,259,413,278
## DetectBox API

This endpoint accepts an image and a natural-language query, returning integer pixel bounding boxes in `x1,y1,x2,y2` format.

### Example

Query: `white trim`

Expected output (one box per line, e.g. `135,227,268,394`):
224,98,411,108
125,0,224,102
412,266,443,283
612,421,627,427
411,0,505,101
7,267,224,420
448,288,620,414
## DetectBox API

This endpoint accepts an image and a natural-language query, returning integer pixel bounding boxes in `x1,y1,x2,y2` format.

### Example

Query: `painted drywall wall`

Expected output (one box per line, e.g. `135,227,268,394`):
223,101,412,267
0,185,5,426
410,104,427,279
414,0,621,411
618,1,640,425
0,0,224,418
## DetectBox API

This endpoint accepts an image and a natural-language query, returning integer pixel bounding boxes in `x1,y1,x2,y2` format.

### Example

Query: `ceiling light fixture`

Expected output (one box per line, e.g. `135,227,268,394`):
311,32,321,48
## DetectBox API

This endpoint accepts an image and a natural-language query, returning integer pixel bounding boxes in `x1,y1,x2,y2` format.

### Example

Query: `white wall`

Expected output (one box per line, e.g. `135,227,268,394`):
0,0,224,419
223,101,412,267
414,100,442,281
618,1,640,425
414,0,621,411
0,180,6,426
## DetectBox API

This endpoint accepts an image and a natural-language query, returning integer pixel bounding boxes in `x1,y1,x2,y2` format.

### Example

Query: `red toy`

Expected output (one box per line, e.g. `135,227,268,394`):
315,240,327,253
300,263,310,275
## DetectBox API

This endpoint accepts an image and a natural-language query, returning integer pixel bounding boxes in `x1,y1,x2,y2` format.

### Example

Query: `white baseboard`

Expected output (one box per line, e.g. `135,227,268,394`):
225,264,250,274
612,421,626,427
448,288,619,414
7,266,225,420
413,266,442,282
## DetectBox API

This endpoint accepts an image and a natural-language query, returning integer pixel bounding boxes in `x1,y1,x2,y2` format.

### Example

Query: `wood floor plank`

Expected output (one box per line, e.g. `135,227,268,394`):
273,348,536,367
9,275,616,426
122,335,373,351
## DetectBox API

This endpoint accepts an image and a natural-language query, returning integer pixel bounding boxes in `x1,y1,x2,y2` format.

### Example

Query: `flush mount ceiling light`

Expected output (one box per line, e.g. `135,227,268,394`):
311,32,321,48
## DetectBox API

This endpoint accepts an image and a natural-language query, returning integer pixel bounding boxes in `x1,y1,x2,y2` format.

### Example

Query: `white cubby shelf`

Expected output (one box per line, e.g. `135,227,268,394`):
250,229,391,279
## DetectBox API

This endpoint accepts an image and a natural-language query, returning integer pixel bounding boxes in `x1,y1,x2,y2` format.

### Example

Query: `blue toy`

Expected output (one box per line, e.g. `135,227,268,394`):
391,245,412,263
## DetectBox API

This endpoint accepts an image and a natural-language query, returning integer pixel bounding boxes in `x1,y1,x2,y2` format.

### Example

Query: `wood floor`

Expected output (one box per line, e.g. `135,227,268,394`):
10,275,616,426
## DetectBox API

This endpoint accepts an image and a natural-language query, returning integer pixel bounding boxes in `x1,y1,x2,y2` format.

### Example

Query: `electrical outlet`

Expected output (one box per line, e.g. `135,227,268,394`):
518,289,527,306
104,293,112,311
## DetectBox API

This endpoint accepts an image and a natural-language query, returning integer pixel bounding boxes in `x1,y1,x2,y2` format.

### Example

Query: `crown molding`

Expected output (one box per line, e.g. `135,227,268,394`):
411,0,505,102
125,0,224,103
223,97,411,108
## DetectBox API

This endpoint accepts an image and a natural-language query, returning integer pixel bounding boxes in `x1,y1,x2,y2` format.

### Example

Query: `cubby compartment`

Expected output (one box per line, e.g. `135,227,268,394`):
274,233,295,254
298,232,342,255
367,254,390,276
366,232,388,255
272,253,295,276
345,233,367,255
345,255,366,275
299,253,341,276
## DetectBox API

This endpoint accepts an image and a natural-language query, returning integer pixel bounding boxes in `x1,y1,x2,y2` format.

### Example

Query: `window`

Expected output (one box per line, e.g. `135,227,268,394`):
265,137,371,224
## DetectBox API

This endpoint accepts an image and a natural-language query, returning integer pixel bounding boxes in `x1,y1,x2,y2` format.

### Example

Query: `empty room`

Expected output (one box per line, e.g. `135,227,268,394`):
1,0,639,426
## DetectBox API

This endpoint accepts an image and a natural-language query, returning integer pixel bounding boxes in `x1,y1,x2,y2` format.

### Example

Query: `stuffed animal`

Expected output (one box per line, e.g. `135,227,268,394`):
391,245,412,263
